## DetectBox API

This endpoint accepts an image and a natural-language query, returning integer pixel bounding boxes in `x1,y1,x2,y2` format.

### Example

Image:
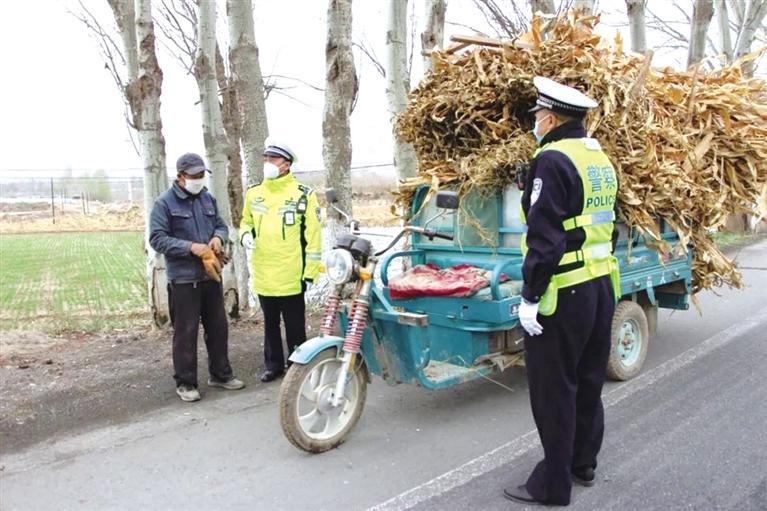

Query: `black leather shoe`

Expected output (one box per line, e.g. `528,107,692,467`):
503,485,542,505
572,467,596,487
259,370,284,383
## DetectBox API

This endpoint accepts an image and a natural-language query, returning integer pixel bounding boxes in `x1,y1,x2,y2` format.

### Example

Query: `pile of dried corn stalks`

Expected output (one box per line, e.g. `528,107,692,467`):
396,11,767,294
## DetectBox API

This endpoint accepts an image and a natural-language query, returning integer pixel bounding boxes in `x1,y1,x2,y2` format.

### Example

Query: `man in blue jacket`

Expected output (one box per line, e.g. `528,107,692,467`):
149,153,245,402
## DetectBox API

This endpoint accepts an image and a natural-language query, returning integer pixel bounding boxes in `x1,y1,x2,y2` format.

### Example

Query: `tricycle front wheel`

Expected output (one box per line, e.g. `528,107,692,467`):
278,348,368,453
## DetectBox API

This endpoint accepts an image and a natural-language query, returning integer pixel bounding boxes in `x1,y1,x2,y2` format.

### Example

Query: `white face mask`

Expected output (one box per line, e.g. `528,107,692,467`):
532,114,552,145
263,162,281,180
183,177,206,195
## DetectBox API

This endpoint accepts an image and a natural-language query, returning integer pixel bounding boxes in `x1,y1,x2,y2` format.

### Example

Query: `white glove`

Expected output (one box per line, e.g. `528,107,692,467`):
519,299,543,336
241,232,255,250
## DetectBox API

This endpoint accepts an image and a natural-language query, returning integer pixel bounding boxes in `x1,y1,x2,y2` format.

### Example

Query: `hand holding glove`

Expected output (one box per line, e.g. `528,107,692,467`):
208,236,223,256
241,232,255,250
200,247,223,282
519,299,543,336
190,242,208,257
217,251,231,266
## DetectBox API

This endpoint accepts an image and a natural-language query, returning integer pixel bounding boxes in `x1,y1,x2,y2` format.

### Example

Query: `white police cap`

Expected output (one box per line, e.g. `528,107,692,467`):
529,76,598,119
263,138,297,163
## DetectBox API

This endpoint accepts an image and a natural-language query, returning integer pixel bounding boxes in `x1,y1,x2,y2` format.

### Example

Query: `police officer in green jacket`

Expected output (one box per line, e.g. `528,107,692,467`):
504,77,619,506
239,140,322,382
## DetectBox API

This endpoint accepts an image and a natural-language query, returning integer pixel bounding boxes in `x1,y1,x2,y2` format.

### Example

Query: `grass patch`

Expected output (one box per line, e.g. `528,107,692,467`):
712,231,764,249
0,231,148,333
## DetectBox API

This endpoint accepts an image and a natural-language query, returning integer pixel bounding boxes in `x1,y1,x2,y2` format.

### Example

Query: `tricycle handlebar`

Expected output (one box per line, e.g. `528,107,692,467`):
373,226,453,257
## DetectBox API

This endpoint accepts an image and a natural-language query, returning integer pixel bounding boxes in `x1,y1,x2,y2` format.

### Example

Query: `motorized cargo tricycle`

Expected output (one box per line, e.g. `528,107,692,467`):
277,185,693,453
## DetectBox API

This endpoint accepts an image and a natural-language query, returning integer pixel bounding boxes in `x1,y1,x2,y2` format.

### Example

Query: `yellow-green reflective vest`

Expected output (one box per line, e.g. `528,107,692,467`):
239,173,322,297
521,138,620,316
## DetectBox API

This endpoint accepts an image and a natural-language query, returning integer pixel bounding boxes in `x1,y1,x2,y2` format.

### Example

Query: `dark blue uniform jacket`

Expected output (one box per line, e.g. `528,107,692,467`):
520,122,618,303
149,182,228,284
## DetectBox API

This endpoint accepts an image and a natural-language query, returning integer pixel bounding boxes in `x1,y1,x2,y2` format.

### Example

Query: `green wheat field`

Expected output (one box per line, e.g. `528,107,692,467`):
0,231,147,332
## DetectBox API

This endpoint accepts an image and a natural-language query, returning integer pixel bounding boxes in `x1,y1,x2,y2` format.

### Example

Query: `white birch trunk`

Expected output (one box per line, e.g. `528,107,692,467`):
109,0,169,326
733,0,767,77
194,0,242,314
531,0,556,14
717,0,733,62
728,0,745,27
386,0,418,181
625,0,647,53
323,0,357,245
227,0,269,186
687,0,715,68
420,0,446,72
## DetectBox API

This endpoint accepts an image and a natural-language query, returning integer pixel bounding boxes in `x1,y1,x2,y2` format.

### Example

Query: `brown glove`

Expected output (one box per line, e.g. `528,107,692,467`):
200,248,223,282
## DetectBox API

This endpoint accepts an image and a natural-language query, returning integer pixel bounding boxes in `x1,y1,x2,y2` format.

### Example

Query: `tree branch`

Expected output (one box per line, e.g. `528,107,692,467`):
352,40,386,78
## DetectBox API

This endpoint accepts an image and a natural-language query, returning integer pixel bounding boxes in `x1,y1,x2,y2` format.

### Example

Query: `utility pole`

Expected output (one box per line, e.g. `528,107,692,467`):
50,177,55,224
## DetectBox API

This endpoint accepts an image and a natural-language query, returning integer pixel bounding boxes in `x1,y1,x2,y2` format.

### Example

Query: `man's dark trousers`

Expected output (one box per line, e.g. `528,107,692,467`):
523,275,615,506
169,280,233,387
258,293,306,372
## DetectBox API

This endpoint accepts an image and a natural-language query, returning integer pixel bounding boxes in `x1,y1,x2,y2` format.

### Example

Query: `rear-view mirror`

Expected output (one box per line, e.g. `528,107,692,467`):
325,188,338,204
436,191,459,210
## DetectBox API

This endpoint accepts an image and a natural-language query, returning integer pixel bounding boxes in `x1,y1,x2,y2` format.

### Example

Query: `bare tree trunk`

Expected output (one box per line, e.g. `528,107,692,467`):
687,0,715,68
420,0,446,72
730,0,767,231
625,0,647,53
109,0,169,326
734,0,767,77
227,0,269,186
530,0,556,14
572,0,595,14
729,0,745,26
214,47,243,227
194,0,242,315
386,0,419,181
323,0,357,244
717,0,734,62
194,2,228,213
215,45,251,315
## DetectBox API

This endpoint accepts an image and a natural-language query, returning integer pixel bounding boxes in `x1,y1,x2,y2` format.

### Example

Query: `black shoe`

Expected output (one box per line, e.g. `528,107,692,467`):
572,467,596,487
503,485,542,505
260,369,284,383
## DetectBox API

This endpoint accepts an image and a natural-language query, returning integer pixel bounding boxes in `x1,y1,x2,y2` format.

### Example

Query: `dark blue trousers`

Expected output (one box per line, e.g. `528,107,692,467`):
523,275,615,505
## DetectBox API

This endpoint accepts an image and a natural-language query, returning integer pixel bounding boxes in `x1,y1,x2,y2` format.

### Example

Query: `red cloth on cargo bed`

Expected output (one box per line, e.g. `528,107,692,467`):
388,263,505,300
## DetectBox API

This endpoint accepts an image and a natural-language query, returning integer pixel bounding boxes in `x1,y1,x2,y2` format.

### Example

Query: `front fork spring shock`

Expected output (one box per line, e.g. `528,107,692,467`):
320,293,341,336
342,299,369,353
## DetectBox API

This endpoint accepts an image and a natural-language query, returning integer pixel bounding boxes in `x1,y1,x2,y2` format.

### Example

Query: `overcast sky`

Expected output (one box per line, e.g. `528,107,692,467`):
0,0,762,178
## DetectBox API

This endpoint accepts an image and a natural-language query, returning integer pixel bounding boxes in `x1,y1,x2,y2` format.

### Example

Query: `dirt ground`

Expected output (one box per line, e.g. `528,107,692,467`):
0,311,323,456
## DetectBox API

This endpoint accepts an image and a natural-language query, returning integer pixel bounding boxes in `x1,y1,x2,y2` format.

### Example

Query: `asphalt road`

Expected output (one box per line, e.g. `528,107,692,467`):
1,239,766,510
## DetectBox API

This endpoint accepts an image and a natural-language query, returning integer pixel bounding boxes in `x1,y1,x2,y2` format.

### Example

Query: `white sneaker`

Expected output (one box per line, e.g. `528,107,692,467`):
207,377,245,390
176,385,201,402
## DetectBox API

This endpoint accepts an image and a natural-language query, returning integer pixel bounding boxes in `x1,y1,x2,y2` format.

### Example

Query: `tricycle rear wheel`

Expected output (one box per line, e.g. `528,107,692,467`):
278,348,368,453
606,300,649,381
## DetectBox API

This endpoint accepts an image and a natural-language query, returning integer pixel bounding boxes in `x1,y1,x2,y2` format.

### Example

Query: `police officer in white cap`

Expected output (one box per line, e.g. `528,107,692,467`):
504,77,620,506
239,139,322,382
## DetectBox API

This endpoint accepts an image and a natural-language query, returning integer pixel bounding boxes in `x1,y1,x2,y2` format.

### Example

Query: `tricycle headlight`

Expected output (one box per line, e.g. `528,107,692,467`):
324,249,354,285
